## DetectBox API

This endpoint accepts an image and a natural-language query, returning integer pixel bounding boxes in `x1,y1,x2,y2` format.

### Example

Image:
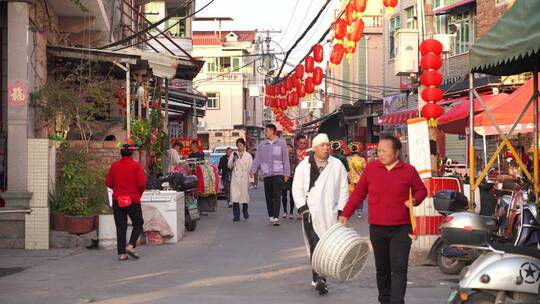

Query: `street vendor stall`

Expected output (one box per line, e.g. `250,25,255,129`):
468,0,540,219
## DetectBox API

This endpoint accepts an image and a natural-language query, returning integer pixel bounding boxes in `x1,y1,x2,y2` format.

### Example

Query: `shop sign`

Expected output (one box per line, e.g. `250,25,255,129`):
7,82,28,109
383,93,408,115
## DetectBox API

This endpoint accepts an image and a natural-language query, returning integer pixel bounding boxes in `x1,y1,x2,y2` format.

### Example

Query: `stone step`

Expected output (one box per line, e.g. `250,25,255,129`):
50,230,96,249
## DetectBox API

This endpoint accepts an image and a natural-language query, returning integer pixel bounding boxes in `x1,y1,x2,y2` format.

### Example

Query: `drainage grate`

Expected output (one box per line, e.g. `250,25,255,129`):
0,267,24,278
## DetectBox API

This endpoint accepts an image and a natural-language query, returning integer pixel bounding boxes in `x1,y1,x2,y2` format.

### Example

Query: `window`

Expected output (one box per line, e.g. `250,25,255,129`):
232,57,241,71
214,132,223,137
207,93,219,109
167,17,187,37
434,0,444,8
448,10,473,55
405,7,416,29
207,58,219,72
435,15,446,34
232,132,240,137
389,16,401,58
145,2,166,33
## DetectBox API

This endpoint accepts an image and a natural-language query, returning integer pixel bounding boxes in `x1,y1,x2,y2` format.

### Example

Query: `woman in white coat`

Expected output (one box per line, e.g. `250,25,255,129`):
228,138,253,221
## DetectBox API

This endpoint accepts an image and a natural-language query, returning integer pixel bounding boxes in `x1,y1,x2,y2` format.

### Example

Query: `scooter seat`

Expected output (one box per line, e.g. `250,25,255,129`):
491,243,540,260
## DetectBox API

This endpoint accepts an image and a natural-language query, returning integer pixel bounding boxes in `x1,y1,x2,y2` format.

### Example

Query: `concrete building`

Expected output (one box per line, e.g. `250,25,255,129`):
0,0,203,249
192,30,264,150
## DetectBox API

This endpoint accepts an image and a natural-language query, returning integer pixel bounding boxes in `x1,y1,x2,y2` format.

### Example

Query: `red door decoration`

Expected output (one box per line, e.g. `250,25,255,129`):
419,38,444,127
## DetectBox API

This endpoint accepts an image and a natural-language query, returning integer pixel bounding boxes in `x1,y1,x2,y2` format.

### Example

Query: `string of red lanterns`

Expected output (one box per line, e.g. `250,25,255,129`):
419,38,444,127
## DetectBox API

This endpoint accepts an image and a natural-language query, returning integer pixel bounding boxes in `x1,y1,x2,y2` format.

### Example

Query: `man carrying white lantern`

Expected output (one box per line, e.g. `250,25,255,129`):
292,133,350,295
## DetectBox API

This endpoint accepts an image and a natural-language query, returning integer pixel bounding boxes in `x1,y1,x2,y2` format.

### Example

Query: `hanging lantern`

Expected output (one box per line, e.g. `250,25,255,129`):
305,56,315,73
345,2,355,25
279,83,287,96
334,18,347,40
420,71,443,87
286,77,294,91
420,53,443,70
313,44,324,63
383,0,398,15
330,43,346,65
345,43,357,61
421,87,443,102
313,67,323,86
305,77,315,94
296,81,306,98
291,76,300,88
420,39,443,56
288,91,299,106
271,96,278,108
295,64,305,79
348,18,365,43
421,102,444,127
280,97,288,111
264,96,270,107
352,0,367,13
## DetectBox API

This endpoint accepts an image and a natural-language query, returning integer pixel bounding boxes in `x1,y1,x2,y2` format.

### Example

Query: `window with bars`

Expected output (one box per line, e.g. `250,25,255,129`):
207,58,219,72
206,93,219,109
448,9,474,55
389,16,401,58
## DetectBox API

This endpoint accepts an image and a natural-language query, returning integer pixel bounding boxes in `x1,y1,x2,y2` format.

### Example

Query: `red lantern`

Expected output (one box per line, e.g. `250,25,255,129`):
352,0,367,13
334,18,347,40
264,96,271,107
271,97,279,108
330,43,346,65
288,91,299,106
295,64,305,79
280,97,288,111
313,44,324,63
421,87,444,102
291,76,300,88
348,18,365,43
346,43,357,56
383,0,398,8
305,77,315,94
420,71,443,87
305,56,315,73
345,3,355,25
420,39,443,56
286,77,294,91
279,83,287,96
313,66,323,86
421,102,444,120
296,81,306,98
420,53,442,70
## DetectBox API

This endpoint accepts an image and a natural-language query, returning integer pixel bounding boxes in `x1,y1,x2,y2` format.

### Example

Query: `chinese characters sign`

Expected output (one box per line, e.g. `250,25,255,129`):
7,82,28,109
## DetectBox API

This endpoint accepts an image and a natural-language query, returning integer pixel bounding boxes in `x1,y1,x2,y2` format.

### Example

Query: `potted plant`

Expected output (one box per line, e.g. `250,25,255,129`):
49,185,70,231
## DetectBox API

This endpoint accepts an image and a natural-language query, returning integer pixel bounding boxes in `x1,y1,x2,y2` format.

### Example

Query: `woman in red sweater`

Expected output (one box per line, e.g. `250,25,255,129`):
339,134,427,304
105,143,146,261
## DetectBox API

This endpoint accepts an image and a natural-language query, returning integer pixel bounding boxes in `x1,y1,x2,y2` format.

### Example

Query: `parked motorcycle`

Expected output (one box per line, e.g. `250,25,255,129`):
447,243,540,304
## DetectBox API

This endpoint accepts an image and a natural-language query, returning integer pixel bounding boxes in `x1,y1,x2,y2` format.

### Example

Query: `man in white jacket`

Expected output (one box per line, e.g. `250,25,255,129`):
292,133,349,295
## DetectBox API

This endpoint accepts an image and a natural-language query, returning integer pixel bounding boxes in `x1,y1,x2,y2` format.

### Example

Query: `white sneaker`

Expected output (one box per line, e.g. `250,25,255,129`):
273,218,280,226
269,217,274,224
289,214,294,219
282,213,288,219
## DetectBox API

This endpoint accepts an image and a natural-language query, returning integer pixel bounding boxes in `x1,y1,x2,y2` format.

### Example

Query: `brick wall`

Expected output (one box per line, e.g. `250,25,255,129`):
57,141,120,180
476,0,514,39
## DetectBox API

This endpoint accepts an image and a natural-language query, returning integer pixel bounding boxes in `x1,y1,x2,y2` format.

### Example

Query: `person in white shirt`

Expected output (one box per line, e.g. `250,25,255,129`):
292,133,349,295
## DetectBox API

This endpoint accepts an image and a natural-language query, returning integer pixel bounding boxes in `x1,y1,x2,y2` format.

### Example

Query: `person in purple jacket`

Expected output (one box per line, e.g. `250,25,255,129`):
250,124,291,226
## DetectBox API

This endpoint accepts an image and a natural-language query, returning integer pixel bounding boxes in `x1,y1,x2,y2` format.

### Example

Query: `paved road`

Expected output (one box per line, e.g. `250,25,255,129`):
0,188,456,304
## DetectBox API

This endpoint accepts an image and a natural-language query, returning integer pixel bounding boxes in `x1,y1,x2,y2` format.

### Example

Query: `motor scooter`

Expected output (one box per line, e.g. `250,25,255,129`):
447,243,540,304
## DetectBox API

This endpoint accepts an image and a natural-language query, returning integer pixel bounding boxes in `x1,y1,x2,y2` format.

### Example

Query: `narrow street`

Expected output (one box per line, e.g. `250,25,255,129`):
0,188,456,304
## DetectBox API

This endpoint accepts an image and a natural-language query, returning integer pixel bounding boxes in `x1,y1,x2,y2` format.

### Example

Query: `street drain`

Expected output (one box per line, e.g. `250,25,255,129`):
0,267,25,278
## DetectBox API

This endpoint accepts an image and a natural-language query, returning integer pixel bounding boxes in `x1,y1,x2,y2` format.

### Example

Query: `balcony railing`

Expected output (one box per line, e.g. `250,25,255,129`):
204,72,245,82
363,15,383,28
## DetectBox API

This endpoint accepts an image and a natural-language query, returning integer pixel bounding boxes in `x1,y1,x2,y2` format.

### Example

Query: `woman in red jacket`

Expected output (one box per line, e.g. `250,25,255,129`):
339,134,427,304
105,143,146,261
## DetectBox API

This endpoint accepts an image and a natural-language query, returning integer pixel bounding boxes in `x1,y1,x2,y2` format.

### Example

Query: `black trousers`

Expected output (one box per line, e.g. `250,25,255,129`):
282,189,294,214
302,212,324,283
370,224,412,304
263,175,283,218
113,200,144,255
232,203,248,219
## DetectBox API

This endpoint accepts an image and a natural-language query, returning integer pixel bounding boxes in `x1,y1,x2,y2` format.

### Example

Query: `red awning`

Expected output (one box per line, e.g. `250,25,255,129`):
438,93,509,134
379,109,418,126
474,75,540,135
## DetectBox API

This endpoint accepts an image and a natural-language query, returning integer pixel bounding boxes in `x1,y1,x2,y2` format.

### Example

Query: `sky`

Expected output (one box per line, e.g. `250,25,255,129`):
193,0,339,68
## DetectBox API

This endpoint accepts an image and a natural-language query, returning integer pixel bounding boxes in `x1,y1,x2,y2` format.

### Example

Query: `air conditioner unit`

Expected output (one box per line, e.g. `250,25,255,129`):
433,34,454,53
394,29,419,76
197,119,206,128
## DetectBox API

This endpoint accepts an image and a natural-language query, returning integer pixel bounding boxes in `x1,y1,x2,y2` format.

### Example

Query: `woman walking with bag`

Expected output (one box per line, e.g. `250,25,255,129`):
105,140,146,261
228,138,253,221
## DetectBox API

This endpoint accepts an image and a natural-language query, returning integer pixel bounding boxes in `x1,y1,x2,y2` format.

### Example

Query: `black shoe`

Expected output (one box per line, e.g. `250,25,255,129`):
233,218,240,222
315,279,328,295
243,211,249,219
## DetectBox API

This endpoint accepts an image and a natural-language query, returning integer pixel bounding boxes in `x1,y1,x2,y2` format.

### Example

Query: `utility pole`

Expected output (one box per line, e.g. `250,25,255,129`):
256,29,281,127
